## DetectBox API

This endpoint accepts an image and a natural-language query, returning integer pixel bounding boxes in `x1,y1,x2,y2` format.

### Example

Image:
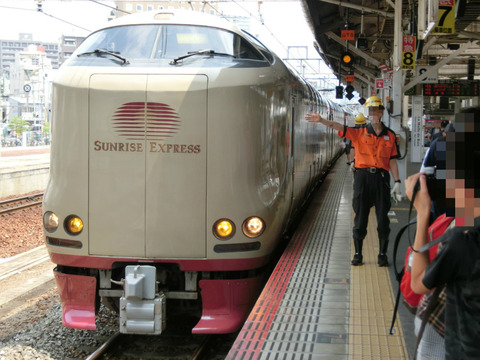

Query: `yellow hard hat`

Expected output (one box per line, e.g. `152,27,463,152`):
355,113,366,124
365,96,384,109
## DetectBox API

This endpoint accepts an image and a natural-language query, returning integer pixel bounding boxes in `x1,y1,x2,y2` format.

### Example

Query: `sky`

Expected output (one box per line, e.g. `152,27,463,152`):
0,0,115,41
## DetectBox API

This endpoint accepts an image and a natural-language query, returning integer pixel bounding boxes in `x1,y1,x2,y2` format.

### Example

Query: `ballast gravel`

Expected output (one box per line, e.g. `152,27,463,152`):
0,290,118,359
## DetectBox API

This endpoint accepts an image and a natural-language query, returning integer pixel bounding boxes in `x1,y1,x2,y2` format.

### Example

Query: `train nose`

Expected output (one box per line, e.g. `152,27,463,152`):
87,74,208,258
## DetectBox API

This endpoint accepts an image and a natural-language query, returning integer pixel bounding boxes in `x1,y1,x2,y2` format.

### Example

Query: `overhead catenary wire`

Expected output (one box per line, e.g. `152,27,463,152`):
39,11,91,32
87,0,130,14
224,0,326,83
0,0,95,33
2,0,328,89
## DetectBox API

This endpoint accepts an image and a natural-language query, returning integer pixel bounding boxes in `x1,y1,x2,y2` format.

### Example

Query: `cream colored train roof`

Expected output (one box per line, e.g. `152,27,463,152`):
98,10,241,34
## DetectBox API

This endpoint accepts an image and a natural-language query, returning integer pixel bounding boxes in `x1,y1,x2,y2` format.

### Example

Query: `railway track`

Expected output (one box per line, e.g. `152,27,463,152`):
0,192,43,215
86,331,219,360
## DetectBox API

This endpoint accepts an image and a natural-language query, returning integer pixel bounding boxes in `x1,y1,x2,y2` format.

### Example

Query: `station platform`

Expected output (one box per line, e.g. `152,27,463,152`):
0,146,50,198
227,156,420,360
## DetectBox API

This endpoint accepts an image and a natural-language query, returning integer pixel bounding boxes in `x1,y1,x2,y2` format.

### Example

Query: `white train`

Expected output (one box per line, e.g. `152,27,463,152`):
43,10,353,335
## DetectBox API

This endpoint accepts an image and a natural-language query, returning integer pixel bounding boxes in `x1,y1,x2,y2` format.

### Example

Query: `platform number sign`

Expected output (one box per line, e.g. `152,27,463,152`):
433,0,455,35
417,66,438,83
401,35,416,70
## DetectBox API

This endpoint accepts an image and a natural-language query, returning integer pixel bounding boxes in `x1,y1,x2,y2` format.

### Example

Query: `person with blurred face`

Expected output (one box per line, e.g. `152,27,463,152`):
406,107,480,359
306,96,401,266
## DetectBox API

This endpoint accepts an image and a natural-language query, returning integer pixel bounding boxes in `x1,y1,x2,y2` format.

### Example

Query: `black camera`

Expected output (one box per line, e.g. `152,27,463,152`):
414,166,441,201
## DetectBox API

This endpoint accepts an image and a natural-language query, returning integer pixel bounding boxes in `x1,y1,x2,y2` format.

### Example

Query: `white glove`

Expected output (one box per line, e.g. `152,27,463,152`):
349,161,355,172
391,182,402,202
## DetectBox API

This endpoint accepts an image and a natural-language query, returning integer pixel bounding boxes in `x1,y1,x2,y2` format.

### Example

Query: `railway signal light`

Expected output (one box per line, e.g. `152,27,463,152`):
345,85,355,100
335,86,344,99
341,51,355,67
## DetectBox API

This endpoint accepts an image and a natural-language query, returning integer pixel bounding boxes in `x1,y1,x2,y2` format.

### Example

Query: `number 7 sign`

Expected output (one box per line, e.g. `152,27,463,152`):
433,0,455,35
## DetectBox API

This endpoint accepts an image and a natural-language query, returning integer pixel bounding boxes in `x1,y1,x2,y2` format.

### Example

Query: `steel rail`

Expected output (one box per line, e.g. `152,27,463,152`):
85,332,122,360
189,335,214,360
0,192,44,206
0,200,43,215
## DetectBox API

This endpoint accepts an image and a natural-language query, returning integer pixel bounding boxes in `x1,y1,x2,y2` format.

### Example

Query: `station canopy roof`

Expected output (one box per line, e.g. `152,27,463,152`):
301,0,480,93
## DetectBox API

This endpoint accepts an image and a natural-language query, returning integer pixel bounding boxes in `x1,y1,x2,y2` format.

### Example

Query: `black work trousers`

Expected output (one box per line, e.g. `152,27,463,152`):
352,168,391,255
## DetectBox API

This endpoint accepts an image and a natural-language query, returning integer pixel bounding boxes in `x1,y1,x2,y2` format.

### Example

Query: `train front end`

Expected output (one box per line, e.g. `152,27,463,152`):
43,11,294,334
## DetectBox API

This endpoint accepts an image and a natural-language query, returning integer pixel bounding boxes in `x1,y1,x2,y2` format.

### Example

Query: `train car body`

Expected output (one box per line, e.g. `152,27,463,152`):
43,10,353,335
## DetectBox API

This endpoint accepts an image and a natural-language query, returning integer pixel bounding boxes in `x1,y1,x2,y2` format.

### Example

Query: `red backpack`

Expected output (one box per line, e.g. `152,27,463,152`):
389,214,454,333
400,214,454,311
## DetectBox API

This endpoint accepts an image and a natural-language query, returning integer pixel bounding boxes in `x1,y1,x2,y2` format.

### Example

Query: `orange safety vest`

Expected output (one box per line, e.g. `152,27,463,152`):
339,123,399,171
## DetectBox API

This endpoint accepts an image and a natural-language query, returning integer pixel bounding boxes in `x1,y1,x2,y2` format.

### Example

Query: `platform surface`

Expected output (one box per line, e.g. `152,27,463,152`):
227,159,410,360
0,146,50,173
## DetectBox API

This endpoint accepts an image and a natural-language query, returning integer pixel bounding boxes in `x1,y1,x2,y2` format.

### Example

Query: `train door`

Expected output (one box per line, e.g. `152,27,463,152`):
285,89,297,222
89,75,147,257
88,74,207,258
145,75,207,258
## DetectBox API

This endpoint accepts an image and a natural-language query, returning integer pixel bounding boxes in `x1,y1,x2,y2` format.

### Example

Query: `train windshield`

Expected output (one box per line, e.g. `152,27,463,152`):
74,24,265,63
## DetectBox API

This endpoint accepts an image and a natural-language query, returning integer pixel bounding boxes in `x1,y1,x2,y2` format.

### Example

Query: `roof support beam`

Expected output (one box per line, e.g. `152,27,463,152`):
314,0,394,18
385,0,395,8
404,40,479,91
326,31,382,68
354,72,375,88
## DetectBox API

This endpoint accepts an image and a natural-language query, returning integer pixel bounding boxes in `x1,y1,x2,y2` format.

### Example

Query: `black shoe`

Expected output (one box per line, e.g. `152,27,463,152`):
351,253,363,266
378,254,388,267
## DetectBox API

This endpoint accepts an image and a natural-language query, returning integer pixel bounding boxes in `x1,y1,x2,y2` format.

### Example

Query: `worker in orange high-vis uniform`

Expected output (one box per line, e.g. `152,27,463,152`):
306,96,401,266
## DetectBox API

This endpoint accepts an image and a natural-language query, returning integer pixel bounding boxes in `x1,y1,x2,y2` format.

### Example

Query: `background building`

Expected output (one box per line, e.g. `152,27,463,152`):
0,33,58,75
113,0,218,16
8,45,52,128
59,35,85,65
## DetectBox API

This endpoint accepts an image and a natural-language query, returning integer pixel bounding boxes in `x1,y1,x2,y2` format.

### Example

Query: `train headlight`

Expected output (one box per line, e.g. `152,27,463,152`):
65,215,84,235
242,217,265,238
213,219,235,240
43,211,59,233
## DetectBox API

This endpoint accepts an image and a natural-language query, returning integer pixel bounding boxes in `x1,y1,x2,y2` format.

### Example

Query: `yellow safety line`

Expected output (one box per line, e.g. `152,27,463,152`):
349,208,409,359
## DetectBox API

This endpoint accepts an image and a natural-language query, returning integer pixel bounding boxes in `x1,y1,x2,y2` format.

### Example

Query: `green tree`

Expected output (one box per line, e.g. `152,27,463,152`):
42,120,50,135
8,116,30,137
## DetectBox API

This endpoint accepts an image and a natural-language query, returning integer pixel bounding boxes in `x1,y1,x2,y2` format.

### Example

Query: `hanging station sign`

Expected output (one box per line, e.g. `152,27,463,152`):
401,35,416,70
341,30,355,41
432,0,455,35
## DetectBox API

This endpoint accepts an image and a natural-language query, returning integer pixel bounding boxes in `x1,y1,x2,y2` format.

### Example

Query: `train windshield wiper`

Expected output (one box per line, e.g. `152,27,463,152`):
170,49,235,65
77,49,129,65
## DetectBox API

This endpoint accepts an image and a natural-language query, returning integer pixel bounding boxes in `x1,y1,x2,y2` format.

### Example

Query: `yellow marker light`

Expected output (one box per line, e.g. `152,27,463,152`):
213,219,235,240
341,51,354,67
65,215,84,235
43,211,59,233
243,217,265,238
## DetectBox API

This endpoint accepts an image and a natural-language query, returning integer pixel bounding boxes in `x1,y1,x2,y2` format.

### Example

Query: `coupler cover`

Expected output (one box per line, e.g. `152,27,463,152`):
119,265,166,334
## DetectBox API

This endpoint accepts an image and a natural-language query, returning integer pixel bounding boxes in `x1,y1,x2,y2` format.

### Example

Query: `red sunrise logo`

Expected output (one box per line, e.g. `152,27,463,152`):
112,102,180,140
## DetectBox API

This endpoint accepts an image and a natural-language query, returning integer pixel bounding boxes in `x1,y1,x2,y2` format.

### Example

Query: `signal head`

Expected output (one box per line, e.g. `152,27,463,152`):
345,85,355,100
341,52,354,67
335,86,344,99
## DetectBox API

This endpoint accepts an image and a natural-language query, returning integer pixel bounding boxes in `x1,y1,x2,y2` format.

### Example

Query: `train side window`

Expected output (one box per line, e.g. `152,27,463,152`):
241,30,274,63
234,36,265,61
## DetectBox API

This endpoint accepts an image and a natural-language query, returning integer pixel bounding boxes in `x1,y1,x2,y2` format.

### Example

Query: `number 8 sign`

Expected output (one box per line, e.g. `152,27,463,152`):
401,35,416,70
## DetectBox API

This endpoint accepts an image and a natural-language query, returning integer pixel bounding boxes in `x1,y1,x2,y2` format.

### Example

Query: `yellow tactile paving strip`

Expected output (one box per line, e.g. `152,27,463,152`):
349,208,409,359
